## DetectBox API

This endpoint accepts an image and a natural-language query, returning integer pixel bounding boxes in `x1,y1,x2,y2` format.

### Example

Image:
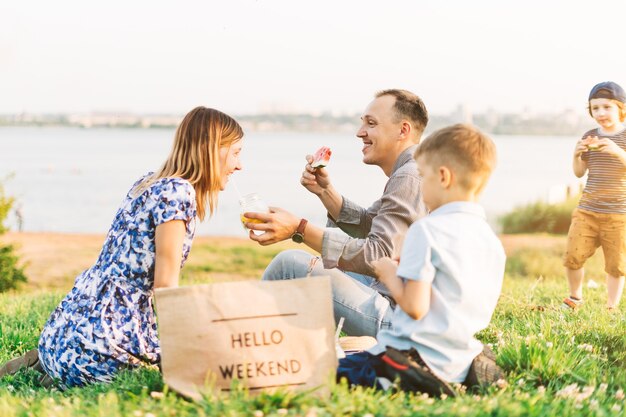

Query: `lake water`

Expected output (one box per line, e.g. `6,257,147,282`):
0,127,583,236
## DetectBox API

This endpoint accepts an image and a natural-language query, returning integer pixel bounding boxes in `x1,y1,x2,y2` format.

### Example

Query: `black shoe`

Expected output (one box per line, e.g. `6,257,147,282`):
378,346,457,398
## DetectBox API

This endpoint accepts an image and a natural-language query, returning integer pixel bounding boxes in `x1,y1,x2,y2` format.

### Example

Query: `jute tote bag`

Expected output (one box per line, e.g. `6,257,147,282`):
155,277,337,399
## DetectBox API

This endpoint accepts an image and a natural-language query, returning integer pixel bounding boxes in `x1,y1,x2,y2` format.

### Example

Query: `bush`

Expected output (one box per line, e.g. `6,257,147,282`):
499,194,579,234
0,245,27,291
0,178,13,235
0,178,27,292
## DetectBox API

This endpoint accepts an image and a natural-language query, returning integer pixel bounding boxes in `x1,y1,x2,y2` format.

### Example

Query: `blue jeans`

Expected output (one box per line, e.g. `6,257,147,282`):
262,250,395,337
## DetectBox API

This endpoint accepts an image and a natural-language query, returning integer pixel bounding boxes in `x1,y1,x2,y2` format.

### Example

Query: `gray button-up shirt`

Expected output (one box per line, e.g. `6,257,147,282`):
321,144,426,287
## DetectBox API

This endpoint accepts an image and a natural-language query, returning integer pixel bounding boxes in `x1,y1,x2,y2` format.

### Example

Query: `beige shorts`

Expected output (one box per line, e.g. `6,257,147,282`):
563,208,626,277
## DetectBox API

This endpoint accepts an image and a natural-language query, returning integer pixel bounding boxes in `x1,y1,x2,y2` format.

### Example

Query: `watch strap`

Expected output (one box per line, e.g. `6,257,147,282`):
296,218,308,235
291,218,308,243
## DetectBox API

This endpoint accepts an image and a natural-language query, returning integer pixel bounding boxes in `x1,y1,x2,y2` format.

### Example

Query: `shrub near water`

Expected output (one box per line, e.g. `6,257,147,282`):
0,245,27,292
0,179,26,292
500,194,579,234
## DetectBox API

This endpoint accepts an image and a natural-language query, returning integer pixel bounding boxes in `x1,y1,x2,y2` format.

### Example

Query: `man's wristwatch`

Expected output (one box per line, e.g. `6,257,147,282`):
291,219,308,243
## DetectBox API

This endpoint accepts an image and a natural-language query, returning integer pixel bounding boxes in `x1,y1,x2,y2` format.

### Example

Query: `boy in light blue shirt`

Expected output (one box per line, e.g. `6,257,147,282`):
337,124,506,394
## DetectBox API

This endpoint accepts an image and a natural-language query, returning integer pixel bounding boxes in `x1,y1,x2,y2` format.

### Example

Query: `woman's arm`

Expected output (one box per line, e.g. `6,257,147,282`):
154,220,186,289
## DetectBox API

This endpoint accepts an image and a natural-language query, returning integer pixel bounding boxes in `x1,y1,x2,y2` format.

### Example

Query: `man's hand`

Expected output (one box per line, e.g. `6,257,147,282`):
244,207,300,246
301,155,332,196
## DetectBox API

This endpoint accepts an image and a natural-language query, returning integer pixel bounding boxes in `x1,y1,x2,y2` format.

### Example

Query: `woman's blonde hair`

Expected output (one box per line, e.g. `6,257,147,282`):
135,106,243,220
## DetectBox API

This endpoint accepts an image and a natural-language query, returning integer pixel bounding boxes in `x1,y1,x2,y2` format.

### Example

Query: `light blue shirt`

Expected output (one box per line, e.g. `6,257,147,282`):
370,201,505,383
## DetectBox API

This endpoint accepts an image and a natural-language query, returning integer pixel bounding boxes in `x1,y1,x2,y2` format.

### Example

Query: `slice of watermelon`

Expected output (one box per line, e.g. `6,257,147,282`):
311,146,332,168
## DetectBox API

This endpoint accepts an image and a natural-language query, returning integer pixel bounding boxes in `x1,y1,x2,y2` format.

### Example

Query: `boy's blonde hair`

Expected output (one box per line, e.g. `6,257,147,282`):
415,124,496,194
135,106,243,220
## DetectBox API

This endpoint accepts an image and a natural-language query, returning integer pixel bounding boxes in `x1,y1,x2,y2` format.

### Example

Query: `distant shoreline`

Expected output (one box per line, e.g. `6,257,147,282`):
0,124,586,137
0,112,595,136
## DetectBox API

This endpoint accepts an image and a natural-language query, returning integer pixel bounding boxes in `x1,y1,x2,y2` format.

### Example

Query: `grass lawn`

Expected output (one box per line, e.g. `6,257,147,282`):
0,234,624,416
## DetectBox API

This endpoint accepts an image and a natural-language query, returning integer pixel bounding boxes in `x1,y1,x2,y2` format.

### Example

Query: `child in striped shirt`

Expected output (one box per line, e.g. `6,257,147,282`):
563,81,626,311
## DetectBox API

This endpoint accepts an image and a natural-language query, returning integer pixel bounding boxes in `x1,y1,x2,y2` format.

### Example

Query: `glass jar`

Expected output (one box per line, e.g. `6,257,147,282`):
239,193,269,235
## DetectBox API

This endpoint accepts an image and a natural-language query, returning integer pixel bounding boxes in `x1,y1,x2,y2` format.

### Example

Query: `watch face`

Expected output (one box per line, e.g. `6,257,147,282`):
291,232,304,243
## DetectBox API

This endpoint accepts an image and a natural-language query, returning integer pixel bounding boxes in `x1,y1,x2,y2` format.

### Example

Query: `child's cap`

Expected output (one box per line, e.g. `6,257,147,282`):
588,81,626,104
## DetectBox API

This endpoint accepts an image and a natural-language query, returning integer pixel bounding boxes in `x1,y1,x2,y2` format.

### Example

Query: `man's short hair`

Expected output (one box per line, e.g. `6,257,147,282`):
376,89,428,135
415,124,496,194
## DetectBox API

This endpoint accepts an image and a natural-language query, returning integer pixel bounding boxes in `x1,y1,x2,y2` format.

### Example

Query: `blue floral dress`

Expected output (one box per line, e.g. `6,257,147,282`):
38,174,196,387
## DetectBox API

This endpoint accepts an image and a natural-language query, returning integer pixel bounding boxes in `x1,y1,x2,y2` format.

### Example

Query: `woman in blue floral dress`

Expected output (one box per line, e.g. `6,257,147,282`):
36,107,244,387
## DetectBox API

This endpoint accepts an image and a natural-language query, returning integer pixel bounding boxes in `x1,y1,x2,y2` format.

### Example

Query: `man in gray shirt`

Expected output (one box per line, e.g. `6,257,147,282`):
244,89,428,337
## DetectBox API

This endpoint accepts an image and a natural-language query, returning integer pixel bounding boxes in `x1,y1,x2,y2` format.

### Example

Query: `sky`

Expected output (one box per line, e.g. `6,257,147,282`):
2,0,626,116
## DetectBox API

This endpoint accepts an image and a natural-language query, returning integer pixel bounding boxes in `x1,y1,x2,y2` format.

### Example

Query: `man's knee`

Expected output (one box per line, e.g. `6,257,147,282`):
262,250,316,281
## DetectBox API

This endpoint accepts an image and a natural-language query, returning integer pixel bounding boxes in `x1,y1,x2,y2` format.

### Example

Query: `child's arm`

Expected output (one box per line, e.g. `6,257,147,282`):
372,257,431,320
573,137,589,177
596,138,626,166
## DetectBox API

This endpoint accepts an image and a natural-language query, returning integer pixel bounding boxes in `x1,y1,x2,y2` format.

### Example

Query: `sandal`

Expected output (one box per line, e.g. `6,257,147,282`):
0,349,40,378
562,297,583,310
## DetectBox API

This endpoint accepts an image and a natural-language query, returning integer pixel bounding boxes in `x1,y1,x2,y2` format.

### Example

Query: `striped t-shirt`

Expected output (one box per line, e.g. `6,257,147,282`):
579,128,626,214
